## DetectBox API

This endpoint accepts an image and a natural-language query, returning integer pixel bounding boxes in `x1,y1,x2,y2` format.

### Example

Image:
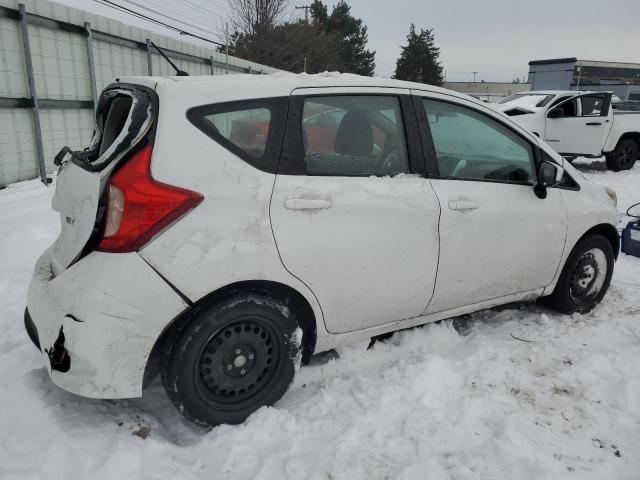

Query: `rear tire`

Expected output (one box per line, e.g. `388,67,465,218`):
542,234,614,314
161,292,301,427
606,138,638,171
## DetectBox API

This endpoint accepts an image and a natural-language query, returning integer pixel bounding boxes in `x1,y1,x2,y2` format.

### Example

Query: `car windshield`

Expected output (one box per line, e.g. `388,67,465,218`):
499,93,556,108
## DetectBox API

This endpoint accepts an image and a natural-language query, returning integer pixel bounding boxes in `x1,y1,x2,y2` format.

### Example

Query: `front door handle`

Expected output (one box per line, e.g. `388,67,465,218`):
284,198,332,210
448,200,479,211
586,122,602,126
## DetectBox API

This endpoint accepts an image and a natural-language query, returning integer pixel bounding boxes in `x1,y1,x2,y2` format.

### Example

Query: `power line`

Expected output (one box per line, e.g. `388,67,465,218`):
93,0,224,46
145,0,230,26
119,0,221,36
174,0,230,20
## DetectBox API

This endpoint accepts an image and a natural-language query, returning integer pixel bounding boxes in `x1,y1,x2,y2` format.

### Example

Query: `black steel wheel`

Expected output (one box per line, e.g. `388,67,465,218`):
161,292,301,427
195,319,279,405
567,248,608,306
542,234,615,314
606,138,638,171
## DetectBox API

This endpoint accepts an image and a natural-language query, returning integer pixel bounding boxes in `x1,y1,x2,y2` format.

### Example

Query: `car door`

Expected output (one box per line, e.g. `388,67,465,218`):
270,88,440,334
544,92,611,155
412,91,567,314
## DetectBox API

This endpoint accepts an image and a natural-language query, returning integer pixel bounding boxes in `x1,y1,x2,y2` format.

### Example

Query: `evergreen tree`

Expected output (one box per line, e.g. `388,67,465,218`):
309,0,328,25
394,25,444,86
311,1,375,76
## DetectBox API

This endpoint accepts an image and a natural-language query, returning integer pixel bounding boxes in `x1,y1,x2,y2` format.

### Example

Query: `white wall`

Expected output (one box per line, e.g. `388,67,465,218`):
0,0,281,187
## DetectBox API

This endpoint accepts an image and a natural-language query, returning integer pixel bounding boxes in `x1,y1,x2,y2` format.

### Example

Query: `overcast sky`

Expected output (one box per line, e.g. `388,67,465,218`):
57,0,640,82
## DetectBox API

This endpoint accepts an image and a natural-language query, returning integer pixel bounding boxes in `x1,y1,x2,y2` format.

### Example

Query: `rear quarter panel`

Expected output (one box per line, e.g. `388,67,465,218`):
604,112,640,152
138,83,326,337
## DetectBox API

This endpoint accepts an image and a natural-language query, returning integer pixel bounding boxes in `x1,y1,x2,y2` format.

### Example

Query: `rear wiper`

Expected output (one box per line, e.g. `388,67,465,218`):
150,41,189,76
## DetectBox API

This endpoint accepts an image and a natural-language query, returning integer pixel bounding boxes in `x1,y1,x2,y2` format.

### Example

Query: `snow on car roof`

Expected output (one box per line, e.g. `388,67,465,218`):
118,72,469,104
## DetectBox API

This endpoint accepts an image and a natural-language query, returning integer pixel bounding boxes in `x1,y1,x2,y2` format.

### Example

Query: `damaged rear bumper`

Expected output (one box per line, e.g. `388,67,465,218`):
25,247,188,399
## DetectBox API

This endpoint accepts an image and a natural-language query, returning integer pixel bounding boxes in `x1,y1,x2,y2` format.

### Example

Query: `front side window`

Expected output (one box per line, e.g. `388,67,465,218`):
549,96,578,117
302,96,409,176
423,99,534,183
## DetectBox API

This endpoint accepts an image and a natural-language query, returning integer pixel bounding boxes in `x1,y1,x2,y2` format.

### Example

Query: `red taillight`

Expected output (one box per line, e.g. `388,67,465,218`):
97,144,203,253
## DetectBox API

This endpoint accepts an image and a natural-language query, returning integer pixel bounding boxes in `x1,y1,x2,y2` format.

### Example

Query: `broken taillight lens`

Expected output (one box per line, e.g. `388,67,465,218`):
96,144,203,253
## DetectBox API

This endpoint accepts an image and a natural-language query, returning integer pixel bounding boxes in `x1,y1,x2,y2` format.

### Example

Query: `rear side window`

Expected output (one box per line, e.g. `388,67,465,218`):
187,97,288,173
579,94,607,116
203,108,271,157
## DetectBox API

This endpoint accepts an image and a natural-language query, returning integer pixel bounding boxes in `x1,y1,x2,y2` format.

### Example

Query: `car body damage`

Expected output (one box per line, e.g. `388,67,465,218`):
50,84,157,275
27,247,188,398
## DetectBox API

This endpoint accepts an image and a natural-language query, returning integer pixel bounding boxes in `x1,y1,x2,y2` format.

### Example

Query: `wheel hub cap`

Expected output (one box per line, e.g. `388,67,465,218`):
197,320,276,403
569,248,607,304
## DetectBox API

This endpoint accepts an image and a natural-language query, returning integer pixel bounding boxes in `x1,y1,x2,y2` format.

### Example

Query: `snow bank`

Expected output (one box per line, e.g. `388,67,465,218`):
1,162,639,479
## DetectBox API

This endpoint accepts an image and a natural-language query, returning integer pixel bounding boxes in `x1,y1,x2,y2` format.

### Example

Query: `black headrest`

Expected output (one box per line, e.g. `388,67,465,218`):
335,110,373,156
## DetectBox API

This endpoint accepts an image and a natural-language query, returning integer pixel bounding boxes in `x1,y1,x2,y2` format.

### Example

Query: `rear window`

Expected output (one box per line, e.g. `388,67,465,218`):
187,98,288,173
99,96,133,156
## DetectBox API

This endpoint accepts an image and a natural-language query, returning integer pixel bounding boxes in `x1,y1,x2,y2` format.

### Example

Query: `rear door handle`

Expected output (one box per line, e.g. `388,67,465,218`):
448,200,479,211
284,198,332,210
586,122,602,126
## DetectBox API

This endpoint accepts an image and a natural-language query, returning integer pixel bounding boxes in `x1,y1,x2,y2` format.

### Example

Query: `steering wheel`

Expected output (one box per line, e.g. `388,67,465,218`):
375,143,401,175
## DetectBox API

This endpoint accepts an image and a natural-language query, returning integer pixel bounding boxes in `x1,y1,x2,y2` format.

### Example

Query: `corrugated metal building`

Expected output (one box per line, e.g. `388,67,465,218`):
0,0,281,187
528,58,640,100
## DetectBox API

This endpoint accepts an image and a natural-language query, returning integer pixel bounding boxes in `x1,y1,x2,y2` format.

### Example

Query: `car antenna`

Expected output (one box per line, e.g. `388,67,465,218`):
149,41,189,76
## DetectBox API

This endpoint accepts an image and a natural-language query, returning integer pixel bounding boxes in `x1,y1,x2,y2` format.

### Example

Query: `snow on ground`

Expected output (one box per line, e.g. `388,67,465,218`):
1,161,639,480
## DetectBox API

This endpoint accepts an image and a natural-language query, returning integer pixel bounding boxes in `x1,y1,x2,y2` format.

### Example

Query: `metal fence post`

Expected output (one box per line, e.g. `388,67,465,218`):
18,3,48,185
84,22,98,116
145,38,153,75
209,56,214,75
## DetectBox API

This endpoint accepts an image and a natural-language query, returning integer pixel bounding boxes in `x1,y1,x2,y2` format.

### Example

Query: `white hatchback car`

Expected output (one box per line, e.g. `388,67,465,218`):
26,74,619,427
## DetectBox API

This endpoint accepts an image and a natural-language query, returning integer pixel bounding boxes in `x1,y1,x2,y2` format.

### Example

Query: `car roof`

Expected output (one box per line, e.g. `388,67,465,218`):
118,72,470,103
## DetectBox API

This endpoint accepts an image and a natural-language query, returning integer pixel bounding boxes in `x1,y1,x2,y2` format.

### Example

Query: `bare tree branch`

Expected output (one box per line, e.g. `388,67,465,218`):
228,0,290,36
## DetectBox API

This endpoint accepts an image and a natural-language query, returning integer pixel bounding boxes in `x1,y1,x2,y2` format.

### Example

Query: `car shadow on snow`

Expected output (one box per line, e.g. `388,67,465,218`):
368,300,555,347
24,365,207,445
23,300,564,443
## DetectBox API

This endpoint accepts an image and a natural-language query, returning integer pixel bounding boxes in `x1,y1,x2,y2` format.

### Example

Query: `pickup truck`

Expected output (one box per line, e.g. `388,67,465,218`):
495,90,640,171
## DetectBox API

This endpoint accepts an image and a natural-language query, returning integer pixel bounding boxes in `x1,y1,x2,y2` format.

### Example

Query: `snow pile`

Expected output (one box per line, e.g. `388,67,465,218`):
1,161,639,479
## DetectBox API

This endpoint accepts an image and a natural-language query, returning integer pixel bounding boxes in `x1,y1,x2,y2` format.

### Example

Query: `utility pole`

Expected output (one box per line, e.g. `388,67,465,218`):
472,71,478,83
225,22,229,74
295,4,311,23
303,57,307,73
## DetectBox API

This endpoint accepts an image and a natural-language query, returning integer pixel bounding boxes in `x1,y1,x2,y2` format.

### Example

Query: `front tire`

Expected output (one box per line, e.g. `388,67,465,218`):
606,138,638,171
161,292,301,427
542,234,614,314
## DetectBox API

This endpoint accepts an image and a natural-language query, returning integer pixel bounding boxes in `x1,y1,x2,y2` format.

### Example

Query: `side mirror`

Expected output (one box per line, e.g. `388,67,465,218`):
547,107,563,119
534,160,564,199
628,203,640,218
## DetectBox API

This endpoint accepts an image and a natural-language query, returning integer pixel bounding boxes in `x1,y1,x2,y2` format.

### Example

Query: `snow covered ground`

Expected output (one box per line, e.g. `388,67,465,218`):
1,160,639,480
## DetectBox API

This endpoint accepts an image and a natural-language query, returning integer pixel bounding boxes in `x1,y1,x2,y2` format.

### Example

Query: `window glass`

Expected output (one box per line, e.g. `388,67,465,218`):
579,94,605,116
549,97,578,117
203,107,271,157
302,96,409,175
424,99,534,183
